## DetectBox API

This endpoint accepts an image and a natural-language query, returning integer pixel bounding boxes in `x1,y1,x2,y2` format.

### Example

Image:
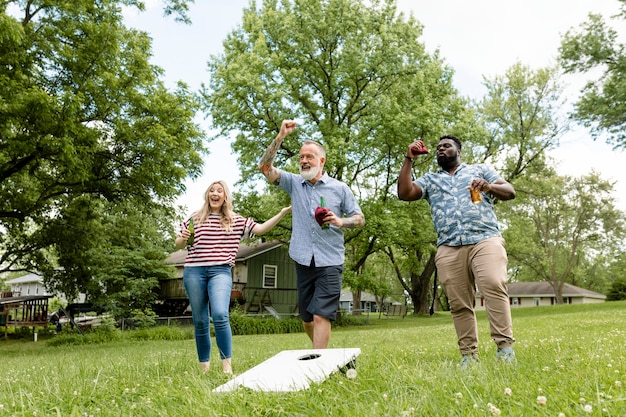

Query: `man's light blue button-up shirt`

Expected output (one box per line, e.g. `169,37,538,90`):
279,171,362,267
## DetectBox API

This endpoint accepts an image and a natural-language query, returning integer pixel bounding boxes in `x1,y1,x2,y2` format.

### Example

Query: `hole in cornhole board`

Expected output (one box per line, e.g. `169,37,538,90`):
213,348,361,393
298,353,321,360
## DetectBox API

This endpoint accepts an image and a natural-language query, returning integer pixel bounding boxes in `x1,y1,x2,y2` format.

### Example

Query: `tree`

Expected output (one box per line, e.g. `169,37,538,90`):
605,252,626,301
0,1,204,305
38,197,177,318
607,277,626,301
559,2,626,149
475,62,569,182
379,197,437,315
203,0,465,314
503,171,626,303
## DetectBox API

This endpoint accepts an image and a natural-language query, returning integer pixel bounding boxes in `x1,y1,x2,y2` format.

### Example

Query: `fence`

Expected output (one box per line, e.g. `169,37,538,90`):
118,308,372,331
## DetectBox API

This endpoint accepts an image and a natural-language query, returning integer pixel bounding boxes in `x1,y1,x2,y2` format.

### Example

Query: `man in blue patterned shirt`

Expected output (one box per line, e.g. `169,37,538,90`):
258,120,365,349
398,135,517,367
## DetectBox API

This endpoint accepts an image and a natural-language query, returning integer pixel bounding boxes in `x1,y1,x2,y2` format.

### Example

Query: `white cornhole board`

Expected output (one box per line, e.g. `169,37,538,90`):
213,348,361,392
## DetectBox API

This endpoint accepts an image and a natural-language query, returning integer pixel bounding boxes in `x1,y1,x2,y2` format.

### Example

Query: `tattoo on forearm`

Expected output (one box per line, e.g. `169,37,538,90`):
259,135,284,175
342,215,364,229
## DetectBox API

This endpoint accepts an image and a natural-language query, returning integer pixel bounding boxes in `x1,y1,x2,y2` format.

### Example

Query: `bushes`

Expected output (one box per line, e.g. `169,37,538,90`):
230,312,303,336
47,327,123,346
607,277,626,301
45,313,305,346
129,325,193,341
42,306,380,346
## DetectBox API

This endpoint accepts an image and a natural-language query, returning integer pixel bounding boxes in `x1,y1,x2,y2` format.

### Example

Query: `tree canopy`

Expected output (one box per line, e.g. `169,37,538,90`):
503,171,625,302
559,1,626,150
0,0,204,314
203,0,468,314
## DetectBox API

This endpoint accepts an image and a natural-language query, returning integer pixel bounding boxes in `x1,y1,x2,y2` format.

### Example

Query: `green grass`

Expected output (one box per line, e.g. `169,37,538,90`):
1,301,625,416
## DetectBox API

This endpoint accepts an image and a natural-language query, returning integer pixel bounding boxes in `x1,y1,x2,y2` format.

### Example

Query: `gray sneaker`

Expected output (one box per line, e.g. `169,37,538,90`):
496,347,516,363
459,354,480,369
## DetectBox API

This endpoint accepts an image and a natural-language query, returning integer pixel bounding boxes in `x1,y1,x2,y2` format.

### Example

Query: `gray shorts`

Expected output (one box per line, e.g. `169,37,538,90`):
295,261,343,322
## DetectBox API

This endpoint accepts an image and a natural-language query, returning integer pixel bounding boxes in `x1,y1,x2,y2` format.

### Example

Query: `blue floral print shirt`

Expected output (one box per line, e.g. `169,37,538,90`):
415,163,502,247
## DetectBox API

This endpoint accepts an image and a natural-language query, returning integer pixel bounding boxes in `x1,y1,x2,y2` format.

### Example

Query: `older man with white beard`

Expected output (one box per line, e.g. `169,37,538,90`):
258,120,365,349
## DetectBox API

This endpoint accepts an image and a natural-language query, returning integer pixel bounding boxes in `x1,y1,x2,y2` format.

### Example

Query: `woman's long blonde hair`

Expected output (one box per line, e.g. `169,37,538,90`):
193,180,235,231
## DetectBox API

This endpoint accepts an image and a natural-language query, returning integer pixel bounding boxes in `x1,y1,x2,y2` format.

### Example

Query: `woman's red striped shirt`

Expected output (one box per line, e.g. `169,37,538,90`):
181,213,257,267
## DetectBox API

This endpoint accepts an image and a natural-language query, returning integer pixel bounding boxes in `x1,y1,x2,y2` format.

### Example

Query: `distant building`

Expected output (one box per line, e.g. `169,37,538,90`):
163,242,383,317
4,272,85,303
5,273,48,297
339,289,386,313
162,241,298,316
475,282,606,310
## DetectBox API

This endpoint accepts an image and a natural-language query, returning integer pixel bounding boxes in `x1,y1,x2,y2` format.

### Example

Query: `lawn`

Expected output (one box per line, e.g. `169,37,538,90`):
1,301,625,416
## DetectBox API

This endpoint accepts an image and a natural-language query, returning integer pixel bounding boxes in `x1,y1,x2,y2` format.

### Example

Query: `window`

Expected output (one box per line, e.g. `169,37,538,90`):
263,265,277,288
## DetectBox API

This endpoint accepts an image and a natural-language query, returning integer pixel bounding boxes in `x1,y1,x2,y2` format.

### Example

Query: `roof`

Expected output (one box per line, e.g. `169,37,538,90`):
5,272,43,285
339,289,382,303
236,241,285,261
165,241,286,266
505,282,606,300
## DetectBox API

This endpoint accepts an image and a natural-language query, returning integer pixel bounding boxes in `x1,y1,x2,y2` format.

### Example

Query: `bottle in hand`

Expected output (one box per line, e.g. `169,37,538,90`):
470,188,482,204
187,217,195,245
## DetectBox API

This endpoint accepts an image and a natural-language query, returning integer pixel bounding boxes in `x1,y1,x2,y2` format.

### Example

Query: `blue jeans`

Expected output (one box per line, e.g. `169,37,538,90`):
183,265,233,362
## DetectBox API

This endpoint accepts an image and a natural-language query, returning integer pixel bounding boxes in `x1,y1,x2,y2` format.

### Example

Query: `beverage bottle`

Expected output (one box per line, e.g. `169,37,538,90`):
470,188,482,204
187,217,195,246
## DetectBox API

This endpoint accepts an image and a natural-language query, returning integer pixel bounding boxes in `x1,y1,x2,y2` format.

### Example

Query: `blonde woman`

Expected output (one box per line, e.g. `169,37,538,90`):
175,180,290,374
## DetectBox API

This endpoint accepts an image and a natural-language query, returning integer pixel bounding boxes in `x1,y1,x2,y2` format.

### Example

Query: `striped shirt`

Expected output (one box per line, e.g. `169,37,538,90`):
181,213,257,267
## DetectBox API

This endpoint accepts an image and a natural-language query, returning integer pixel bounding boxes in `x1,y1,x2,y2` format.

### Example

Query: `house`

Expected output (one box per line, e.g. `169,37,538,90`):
475,282,606,310
5,273,49,298
339,289,385,313
4,272,85,304
162,241,298,316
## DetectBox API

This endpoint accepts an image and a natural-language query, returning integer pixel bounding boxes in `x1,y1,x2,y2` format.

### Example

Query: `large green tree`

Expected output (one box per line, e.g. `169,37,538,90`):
503,171,625,303
398,62,569,312
475,62,568,181
559,0,626,149
203,0,465,314
0,1,204,308
41,197,177,318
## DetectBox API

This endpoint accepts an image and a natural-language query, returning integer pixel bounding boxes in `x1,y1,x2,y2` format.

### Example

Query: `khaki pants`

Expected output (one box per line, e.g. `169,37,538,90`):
435,237,515,356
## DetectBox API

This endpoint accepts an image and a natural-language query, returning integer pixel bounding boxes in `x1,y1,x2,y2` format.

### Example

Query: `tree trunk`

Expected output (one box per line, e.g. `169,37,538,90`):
351,290,362,315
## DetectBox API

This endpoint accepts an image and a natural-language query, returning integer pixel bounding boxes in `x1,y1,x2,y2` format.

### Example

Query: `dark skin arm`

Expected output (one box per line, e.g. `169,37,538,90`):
398,142,516,201
397,142,425,201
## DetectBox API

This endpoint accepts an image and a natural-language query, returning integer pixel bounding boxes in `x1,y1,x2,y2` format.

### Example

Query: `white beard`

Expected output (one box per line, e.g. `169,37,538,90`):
300,165,320,181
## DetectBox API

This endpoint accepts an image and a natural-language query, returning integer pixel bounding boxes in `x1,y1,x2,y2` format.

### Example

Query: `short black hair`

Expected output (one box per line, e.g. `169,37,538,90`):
439,134,462,150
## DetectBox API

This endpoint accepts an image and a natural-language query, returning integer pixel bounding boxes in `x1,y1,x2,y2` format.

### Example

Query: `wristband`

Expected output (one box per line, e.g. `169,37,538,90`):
404,155,414,162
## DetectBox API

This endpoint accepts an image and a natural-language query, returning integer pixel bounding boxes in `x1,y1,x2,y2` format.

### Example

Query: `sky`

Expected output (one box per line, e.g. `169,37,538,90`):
124,0,626,215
